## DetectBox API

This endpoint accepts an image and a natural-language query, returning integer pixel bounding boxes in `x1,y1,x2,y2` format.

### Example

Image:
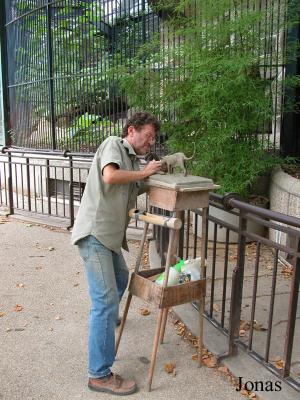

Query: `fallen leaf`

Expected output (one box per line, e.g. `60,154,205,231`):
138,307,150,316
49,303,54,306
16,283,25,288
192,354,199,361
249,393,256,398
55,315,63,320
0,312,5,317
274,359,284,370
213,303,220,312
164,362,176,374
253,321,267,331
73,283,79,287
202,356,217,368
49,327,54,331
48,246,55,251
14,304,23,312
6,328,12,332
239,329,246,336
240,320,250,331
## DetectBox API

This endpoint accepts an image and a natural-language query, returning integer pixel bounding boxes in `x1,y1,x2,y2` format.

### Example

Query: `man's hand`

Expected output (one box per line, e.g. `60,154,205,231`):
102,161,162,185
142,160,163,178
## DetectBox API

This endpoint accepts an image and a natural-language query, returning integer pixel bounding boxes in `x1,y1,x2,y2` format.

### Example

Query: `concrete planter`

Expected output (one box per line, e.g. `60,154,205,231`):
269,168,300,251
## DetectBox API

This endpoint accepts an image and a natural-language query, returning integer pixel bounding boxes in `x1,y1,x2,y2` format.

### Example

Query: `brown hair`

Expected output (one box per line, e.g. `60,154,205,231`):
122,112,160,138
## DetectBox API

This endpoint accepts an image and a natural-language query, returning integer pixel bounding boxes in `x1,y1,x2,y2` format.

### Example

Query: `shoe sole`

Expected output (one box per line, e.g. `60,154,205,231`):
88,383,137,396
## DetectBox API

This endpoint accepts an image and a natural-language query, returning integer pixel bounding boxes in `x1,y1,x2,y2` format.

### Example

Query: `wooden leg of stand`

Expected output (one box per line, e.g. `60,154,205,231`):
115,293,132,356
159,308,168,344
198,296,204,367
147,309,164,392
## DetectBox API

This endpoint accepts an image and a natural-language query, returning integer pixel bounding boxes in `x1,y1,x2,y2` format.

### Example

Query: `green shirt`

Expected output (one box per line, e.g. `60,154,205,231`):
71,136,141,252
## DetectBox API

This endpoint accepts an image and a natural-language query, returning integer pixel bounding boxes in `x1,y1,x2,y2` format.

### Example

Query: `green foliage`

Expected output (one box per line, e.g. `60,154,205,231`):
115,0,295,197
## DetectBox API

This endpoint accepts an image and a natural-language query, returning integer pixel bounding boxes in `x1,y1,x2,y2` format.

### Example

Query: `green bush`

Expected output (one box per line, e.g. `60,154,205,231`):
114,0,295,197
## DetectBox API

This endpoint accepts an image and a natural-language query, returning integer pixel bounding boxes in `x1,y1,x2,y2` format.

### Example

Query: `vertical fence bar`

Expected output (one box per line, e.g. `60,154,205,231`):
46,4,56,150
68,154,74,228
7,150,14,214
265,249,279,362
26,158,31,211
228,210,247,356
0,1,10,146
46,159,51,215
282,237,300,378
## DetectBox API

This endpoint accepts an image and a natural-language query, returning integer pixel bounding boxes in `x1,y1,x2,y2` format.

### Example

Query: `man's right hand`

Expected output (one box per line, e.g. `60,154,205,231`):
142,160,163,178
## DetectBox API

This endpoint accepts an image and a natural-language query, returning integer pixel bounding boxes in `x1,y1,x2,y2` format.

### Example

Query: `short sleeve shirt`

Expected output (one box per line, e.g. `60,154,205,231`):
71,136,141,253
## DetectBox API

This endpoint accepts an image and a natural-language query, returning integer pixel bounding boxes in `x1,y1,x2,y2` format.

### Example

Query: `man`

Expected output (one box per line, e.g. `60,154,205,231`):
71,112,162,395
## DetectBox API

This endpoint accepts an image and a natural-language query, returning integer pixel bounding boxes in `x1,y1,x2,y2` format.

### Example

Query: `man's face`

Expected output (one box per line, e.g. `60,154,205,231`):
126,124,156,155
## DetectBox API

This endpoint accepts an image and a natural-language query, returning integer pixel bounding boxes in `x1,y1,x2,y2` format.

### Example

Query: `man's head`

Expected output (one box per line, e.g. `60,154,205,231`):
122,112,160,155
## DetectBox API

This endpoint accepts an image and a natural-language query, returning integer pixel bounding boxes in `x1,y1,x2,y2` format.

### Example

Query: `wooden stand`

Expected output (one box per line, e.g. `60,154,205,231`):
116,175,218,391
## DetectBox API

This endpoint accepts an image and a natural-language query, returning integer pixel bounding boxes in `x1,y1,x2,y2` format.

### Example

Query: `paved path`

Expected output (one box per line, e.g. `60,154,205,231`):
0,217,243,400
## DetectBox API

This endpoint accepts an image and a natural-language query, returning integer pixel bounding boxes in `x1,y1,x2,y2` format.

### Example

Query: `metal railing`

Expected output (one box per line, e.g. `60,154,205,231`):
153,192,300,392
0,146,93,227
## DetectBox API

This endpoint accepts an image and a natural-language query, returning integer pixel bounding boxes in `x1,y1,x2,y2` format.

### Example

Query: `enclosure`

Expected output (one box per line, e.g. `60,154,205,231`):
0,0,299,394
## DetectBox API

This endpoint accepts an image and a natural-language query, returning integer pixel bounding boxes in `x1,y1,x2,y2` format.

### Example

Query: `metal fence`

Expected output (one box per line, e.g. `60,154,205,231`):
0,0,293,154
153,193,300,392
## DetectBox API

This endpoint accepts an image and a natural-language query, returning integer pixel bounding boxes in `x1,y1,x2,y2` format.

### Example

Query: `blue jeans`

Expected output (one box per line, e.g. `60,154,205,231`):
77,235,129,378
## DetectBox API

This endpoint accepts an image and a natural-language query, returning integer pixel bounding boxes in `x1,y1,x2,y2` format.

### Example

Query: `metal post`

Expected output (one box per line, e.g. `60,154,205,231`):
7,150,14,214
45,4,56,150
282,237,300,378
68,154,74,229
26,157,31,211
0,1,10,146
228,210,247,356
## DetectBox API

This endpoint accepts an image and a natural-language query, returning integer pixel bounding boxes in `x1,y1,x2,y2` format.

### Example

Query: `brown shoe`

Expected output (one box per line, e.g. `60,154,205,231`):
88,373,137,395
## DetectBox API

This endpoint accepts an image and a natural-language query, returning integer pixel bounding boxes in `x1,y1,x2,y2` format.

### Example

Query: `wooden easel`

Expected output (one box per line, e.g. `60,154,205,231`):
116,175,217,391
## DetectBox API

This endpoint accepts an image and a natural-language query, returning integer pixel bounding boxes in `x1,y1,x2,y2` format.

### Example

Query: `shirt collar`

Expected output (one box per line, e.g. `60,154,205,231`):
121,138,137,157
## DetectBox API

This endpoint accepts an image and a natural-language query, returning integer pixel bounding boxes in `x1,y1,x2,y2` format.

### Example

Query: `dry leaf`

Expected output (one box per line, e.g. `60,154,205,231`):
14,304,23,312
192,353,199,361
49,327,54,331
202,356,217,368
249,393,256,398
213,303,220,312
16,283,24,288
239,329,246,336
274,359,284,370
48,246,55,251
73,283,79,287
0,312,5,317
138,307,150,316
6,328,12,332
240,320,250,331
164,362,176,374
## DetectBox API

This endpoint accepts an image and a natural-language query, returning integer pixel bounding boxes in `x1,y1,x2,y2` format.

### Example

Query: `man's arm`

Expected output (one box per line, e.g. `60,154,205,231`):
102,160,162,185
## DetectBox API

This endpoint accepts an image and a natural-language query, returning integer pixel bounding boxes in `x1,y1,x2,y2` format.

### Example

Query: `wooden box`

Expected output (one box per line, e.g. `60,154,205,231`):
146,174,219,211
128,267,206,309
